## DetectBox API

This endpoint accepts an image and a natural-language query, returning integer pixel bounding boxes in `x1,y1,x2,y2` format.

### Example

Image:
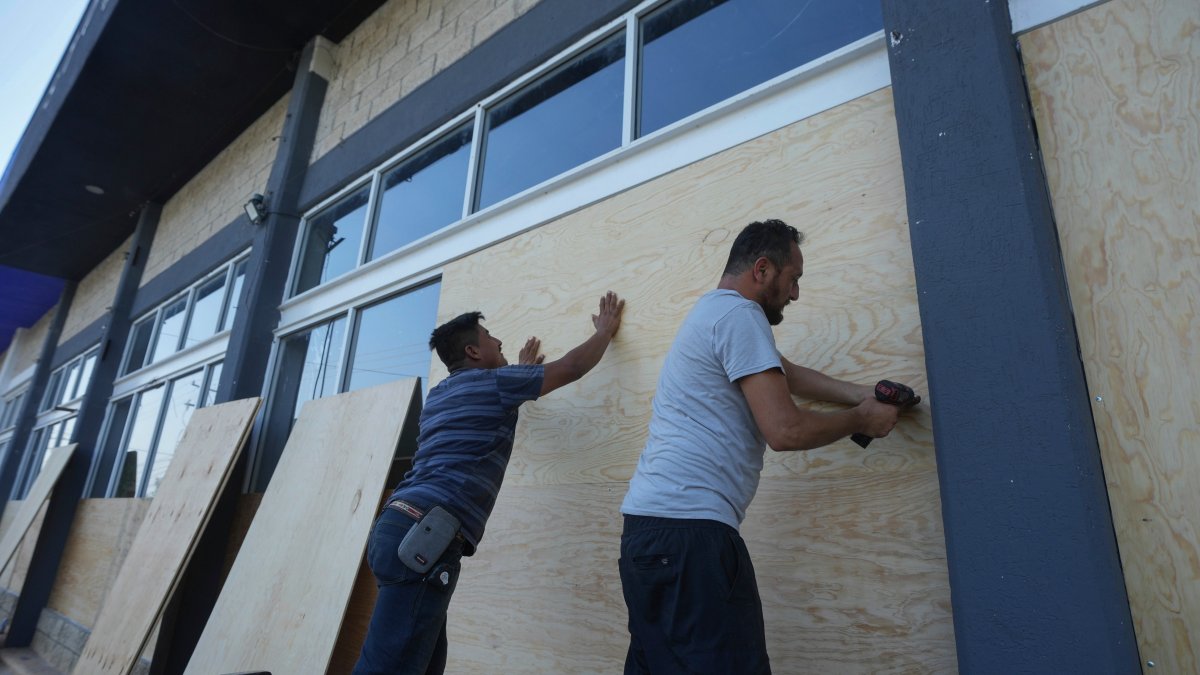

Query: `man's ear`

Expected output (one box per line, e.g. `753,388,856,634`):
463,344,481,361
752,256,772,283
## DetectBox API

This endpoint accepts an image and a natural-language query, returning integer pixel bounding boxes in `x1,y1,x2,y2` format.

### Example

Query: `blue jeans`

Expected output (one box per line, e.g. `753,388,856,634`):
352,508,465,675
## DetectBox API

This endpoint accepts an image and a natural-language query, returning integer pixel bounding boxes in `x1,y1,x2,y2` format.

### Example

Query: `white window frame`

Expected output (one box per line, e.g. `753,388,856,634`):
119,251,250,378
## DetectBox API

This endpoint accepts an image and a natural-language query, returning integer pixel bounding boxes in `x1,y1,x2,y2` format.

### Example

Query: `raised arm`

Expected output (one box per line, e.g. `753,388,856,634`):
780,356,872,405
538,291,625,396
738,368,899,451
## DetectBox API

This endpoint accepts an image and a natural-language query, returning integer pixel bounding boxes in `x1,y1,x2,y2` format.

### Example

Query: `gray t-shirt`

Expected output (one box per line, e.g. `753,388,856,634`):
622,289,782,529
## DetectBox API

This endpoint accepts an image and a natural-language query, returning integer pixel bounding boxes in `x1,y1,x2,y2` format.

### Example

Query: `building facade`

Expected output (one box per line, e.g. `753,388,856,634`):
0,0,1195,672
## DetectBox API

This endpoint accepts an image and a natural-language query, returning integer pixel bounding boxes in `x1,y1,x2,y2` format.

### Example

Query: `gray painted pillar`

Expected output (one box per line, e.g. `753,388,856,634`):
881,0,1139,671
0,282,75,644
3,203,159,646
153,37,335,674
0,284,75,520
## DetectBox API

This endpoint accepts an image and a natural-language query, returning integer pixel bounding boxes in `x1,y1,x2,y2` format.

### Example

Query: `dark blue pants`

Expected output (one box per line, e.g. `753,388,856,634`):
352,508,465,675
619,515,771,675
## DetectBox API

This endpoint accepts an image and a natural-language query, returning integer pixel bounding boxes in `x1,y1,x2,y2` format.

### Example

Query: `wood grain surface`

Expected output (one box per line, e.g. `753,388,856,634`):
0,445,75,580
73,397,261,675
184,379,417,675
47,499,150,629
423,88,956,673
0,501,45,593
1022,0,1200,671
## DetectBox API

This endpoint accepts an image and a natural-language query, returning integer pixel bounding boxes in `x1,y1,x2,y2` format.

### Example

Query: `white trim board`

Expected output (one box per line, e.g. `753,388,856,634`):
1009,0,1110,34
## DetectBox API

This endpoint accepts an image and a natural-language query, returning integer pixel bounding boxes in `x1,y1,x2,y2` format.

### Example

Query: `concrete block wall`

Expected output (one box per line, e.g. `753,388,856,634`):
57,235,132,347
140,93,291,288
5,308,57,379
310,0,541,162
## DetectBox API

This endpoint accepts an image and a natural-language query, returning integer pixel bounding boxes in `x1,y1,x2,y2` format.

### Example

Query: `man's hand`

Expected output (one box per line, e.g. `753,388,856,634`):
854,397,902,438
592,291,625,338
518,337,545,365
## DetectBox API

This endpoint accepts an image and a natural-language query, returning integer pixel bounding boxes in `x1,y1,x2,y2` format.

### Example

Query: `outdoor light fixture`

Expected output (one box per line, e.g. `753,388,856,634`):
244,193,267,224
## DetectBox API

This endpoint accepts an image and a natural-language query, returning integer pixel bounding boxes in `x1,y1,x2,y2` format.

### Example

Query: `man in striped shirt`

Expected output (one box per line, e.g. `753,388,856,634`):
354,291,625,675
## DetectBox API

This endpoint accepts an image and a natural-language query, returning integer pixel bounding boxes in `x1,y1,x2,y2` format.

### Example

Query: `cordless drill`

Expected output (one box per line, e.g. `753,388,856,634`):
851,380,919,448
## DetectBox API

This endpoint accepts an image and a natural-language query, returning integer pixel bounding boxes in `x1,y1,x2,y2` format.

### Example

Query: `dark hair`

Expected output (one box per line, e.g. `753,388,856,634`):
722,219,805,276
430,311,484,370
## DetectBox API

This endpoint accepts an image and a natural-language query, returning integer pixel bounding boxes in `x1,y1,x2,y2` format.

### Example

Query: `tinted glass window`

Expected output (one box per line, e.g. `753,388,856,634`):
90,397,132,497
202,361,223,407
639,0,882,136
150,296,188,365
58,361,82,405
185,274,227,349
114,385,164,498
124,317,155,375
222,259,247,332
76,351,98,399
144,370,203,497
40,370,63,411
372,126,472,261
294,188,371,295
348,282,440,396
477,33,625,210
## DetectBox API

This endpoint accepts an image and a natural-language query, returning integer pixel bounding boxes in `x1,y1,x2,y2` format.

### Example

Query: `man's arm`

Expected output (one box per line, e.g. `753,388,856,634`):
780,356,871,405
537,291,625,396
739,368,900,451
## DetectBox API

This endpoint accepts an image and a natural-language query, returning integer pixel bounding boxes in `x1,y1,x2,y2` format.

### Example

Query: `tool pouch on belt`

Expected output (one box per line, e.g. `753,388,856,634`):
396,506,461,574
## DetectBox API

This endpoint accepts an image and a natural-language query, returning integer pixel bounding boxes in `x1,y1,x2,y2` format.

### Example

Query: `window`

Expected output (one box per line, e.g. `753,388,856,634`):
122,254,248,375
638,0,882,136
39,346,101,412
1,390,26,430
347,282,440,395
260,280,440,490
292,186,371,296
372,124,473,261
476,33,626,210
101,359,222,498
12,416,75,499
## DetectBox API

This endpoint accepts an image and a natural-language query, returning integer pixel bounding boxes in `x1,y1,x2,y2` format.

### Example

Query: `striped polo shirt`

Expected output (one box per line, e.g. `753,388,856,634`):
389,364,543,553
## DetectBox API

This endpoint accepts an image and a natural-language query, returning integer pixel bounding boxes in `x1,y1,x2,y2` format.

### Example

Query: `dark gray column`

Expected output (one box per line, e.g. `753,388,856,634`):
153,36,334,674
3,204,159,646
0,284,75,520
881,0,1139,672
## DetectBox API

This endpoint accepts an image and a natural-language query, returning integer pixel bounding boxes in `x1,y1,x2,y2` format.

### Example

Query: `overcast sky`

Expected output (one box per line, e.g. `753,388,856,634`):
0,0,91,178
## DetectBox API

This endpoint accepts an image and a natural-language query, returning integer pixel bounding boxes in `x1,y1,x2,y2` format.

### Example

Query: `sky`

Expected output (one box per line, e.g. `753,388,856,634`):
0,0,91,177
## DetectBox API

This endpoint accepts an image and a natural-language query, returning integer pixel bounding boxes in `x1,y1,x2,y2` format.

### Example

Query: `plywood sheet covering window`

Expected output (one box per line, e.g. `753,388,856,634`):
432,87,955,673
1021,0,1200,670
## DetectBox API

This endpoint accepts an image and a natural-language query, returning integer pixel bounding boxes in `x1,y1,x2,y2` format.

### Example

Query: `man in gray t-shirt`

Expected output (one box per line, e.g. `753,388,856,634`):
619,220,918,674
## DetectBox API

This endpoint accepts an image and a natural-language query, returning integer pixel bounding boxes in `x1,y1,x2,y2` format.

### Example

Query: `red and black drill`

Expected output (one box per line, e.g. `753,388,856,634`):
851,380,920,448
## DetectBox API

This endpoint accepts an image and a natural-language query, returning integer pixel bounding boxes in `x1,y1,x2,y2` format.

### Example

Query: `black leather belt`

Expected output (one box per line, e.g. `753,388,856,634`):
386,499,465,543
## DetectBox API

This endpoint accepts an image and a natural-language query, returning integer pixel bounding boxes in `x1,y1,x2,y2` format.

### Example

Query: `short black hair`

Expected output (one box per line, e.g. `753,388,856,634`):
722,219,805,276
430,311,484,370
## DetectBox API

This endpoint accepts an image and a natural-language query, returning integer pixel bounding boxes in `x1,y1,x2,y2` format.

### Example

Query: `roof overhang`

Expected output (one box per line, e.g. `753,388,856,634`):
0,0,385,351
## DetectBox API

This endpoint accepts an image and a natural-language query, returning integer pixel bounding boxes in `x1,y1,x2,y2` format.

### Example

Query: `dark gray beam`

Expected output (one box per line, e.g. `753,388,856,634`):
3,203,159,646
153,36,334,674
881,0,1139,671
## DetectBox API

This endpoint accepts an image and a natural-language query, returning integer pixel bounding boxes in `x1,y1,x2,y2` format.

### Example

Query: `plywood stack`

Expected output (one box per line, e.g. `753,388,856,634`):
185,378,418,675
0,445,76,574
73,397,261,675
434,88,955,672
1022,0,1200,670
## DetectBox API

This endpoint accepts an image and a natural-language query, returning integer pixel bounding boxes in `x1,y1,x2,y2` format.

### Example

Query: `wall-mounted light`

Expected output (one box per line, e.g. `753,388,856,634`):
244,193,267,224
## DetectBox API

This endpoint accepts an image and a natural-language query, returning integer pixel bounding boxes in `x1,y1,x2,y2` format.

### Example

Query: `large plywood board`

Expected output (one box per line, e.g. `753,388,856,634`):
431,88,955,673
1022,0,1200,671
0,444,75,576
185,378,417,675
48,499,150,629
74,398,261,675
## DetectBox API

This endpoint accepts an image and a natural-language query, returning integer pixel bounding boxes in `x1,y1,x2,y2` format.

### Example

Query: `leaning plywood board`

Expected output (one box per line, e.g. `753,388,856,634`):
432,87,954,673
1022,0,1200,670
74,397,261,675
0,444,76,573
185,378,418,675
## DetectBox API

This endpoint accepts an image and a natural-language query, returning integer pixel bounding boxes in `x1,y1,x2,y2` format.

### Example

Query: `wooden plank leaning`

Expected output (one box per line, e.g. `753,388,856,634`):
185,378,418,675
0,444,77,574
73,397,262,675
